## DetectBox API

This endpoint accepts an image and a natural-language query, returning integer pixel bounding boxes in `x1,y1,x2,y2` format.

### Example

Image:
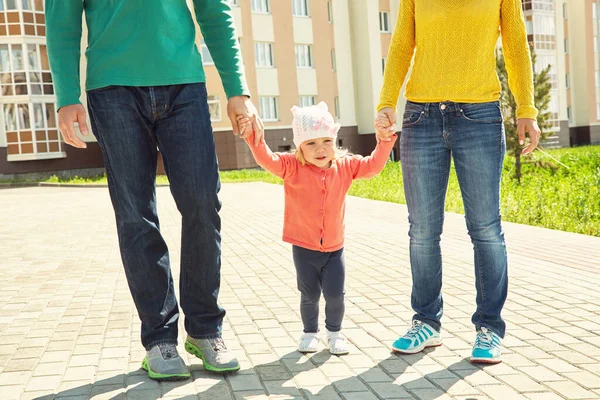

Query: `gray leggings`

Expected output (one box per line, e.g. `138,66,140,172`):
292,246,345,333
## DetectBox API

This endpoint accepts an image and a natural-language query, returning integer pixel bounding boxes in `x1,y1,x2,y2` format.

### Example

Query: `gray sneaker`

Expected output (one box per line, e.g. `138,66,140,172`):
185,335,240,373
142,343,190,381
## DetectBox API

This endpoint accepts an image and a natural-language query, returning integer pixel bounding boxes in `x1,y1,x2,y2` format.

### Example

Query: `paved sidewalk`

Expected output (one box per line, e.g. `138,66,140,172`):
0,183,599,400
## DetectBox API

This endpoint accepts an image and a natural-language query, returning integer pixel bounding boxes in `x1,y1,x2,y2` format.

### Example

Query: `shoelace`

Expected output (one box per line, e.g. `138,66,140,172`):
403,321,424,339
158,343,178,360
209,337,228,352
474,329,496,349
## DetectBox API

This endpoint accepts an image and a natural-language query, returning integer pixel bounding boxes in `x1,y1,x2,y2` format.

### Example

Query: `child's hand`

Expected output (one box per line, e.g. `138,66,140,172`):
374,108,396,142
236,115,253,140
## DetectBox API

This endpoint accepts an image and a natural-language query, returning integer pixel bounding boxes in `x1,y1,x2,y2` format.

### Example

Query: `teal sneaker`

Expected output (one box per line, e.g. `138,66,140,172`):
470,327,502,364
392,321,441,354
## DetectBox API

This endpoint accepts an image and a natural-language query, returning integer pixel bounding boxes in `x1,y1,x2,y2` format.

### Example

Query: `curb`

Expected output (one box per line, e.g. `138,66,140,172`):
0,182,171,189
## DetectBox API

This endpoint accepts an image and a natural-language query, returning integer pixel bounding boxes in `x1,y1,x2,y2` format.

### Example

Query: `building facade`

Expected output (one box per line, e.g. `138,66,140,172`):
0,0,597,178
563,0,600,144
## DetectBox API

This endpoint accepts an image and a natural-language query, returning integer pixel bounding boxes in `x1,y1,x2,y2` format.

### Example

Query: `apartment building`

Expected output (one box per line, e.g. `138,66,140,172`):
1,0,597,177
563,0,600,145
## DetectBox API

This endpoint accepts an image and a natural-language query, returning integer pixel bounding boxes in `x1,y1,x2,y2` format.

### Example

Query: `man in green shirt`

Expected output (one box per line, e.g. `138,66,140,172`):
46,0,264,380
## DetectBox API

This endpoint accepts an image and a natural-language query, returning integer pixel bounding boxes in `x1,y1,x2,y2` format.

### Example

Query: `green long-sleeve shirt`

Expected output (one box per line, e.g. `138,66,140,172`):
45,0,249,109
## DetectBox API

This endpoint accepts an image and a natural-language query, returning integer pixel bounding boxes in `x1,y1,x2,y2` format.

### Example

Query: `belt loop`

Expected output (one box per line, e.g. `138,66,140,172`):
425,103,430,117
455,102,461,117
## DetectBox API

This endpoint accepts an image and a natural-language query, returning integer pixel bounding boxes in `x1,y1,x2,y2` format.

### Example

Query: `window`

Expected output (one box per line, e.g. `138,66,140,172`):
566,106,571,122
564,38,568,54
382,58,386,74
0,43,53,96
299,96,316,107
207,95,221,122
379,12,390,33
228,0,239,6
254,42,274,67
259,97,278,121
525,19,533,35
251,0,269,13
331,49,336,71
295,44,313,68
0,0,45,36
563,2,567,19
533,14,556,35
200,40,214,65
565,73,569,88
596,71,600,87
2,102,62,157
292,0,309,17
595,36,599,53
327,1,333,23
594,2,598,19
334,96,340,119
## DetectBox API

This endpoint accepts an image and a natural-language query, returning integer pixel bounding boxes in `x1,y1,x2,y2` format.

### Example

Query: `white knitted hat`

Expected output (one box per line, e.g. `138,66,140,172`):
292,102,341,148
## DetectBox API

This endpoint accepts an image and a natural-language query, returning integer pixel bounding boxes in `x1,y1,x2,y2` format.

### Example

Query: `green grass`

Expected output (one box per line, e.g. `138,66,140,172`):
3,146,598,236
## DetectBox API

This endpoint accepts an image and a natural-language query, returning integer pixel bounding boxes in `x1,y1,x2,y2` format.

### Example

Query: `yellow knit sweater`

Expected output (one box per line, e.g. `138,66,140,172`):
378,0,538,120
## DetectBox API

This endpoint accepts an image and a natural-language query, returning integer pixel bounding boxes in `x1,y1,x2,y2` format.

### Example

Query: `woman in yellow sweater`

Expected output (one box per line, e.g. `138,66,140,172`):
375,0,541,364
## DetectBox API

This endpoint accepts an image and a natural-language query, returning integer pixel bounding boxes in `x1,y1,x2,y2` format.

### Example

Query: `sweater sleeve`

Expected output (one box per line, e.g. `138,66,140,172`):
192,0,250,99
500,0,538,120
377,0,415,112
350,135,397,180
245,134,297,180
45,0,84,110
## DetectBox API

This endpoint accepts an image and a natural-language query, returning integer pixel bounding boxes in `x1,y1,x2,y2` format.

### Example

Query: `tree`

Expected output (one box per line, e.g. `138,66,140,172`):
496,48,554,182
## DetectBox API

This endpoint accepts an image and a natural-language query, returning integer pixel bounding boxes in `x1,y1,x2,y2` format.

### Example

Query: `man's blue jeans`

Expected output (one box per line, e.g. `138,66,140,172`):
87,83,225,349
400,100,508,338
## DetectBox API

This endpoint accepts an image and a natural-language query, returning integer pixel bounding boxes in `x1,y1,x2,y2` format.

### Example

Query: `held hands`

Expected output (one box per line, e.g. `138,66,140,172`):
517,118,541,155
374,107,396,142
227,96,264,146
237,115,256,143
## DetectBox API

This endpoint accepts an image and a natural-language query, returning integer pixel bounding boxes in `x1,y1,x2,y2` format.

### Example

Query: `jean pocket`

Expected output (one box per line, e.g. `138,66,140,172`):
460,102,503,124
402,109,425,128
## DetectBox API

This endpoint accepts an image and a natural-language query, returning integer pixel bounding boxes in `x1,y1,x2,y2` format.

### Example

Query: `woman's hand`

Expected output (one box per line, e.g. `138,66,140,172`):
517,118,541,155
374,108,396,142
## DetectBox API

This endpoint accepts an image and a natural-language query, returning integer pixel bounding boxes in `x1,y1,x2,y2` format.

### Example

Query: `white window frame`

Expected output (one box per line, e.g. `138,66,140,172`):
207,95,221,122
2,101,64,160
251,0,270,14
259,96,279,122
295,44,313,68
254,42,274,68
379,12,390,33
299,96,316,107
0,43,53,96
327,1,333,23
331,49,336,72
292,0,309,17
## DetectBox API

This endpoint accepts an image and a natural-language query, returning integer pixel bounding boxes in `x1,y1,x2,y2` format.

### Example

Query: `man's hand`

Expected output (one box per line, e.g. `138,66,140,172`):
374,107,396,142
517,118,541,155
227,96,264,146
58,104,89,149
